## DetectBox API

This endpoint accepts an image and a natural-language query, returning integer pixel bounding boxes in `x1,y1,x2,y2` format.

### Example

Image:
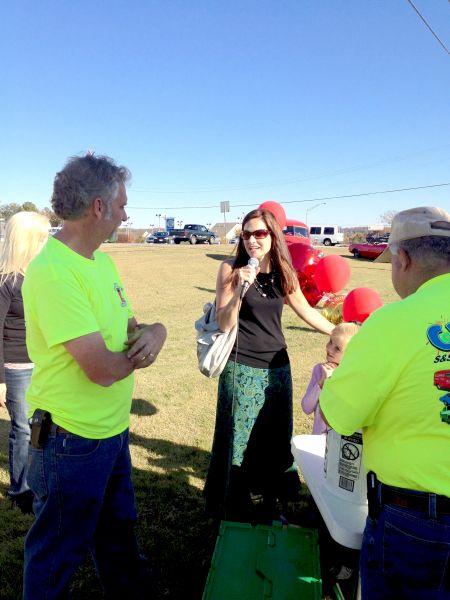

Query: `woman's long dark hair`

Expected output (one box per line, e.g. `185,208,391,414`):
232,209,298,296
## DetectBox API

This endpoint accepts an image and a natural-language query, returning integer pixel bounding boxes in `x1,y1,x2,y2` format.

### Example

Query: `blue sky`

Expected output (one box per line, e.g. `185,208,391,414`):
1,1,449,229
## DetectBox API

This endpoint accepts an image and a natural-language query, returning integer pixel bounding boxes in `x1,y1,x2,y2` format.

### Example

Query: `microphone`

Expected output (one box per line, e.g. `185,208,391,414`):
240,257,260,298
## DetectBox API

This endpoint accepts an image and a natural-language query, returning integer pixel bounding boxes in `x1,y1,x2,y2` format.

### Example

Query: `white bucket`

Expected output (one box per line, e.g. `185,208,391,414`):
323,429,367,504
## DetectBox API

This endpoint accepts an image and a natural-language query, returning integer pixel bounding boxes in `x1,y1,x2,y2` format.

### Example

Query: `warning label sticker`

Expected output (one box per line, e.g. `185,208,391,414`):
338,432,363,488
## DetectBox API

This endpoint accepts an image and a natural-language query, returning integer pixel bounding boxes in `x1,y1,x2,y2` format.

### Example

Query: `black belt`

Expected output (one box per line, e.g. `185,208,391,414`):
48,417,71,435
381,486,450,515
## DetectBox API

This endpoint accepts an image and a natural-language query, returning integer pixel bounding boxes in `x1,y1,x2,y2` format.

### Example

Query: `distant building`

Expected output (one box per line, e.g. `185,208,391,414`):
212,222,240,241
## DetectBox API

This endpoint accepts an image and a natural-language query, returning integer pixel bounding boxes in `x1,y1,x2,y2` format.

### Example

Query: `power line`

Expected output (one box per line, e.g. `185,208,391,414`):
131,143,450,195
406,0,450,56
128,181,450,210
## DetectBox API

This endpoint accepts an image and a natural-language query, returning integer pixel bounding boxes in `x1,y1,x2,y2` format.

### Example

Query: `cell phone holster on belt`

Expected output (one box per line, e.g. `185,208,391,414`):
30,409,51,449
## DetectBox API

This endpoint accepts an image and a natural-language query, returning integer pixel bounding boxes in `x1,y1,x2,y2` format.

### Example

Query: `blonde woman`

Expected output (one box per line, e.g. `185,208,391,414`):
0,211,49,513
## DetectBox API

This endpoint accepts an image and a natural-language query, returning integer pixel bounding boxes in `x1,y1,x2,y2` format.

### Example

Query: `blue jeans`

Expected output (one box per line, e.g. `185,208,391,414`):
360,494,450,599
4,367,32,497
23,427,145,600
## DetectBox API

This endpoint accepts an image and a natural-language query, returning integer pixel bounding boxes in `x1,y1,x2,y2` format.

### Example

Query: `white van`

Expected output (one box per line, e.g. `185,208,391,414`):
309,225,344,246
48,226,62,235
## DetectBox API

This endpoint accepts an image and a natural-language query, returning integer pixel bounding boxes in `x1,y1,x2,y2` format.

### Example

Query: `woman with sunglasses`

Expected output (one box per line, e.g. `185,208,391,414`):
204,208,334,524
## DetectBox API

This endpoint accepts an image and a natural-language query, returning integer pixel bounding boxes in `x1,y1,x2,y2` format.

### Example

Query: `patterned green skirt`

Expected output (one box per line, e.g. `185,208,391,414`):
204,360,299,523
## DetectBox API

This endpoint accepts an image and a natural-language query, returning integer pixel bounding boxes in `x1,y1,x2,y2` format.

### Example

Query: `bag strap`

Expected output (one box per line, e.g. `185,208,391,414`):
212,293,244,416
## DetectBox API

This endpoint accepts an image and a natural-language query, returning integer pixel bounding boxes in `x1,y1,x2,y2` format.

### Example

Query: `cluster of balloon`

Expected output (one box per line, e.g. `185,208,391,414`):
259,200,286,229
303,254,352,312
258,201,355,310
342,287,383,324
288,243,324,306
315,258,382,324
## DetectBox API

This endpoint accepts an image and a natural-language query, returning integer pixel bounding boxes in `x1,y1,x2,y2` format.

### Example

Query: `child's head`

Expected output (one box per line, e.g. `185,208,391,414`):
325,322,359,366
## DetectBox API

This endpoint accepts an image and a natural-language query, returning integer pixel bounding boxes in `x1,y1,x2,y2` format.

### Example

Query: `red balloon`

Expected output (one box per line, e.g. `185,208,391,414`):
343,288,383,324
299,278,323,307
259,200,287,229
288,244,325,306
314,255,351,293
289,243,322,274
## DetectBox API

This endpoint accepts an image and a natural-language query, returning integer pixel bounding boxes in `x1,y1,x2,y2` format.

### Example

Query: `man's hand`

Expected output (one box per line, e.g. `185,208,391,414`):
0,383,7,409
126,323,167,369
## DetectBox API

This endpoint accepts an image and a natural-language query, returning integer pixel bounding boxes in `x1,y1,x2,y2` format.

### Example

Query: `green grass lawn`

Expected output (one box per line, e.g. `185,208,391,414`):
0,243,396,599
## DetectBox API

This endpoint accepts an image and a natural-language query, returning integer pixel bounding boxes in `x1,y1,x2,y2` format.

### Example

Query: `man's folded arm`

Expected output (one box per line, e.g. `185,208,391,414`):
64,332,134,387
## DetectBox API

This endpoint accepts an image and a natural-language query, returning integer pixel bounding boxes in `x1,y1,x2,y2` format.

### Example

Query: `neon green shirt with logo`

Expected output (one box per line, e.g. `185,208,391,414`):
23,236,134,439
320,273,450,496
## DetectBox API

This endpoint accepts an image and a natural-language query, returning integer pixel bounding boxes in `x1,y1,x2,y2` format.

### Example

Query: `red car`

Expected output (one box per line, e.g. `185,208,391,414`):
434,370,450,392
348,242,388,260
283,219,310,246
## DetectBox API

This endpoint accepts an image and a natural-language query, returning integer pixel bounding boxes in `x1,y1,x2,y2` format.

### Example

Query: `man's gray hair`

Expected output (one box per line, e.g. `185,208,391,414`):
398,236,450,270
52,154,131,220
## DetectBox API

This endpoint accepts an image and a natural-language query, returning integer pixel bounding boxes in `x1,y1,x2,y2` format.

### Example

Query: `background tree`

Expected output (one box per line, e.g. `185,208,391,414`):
0,203,62,227
0,203,23,220
40,207,62,227
21,201,39,212
0,202,41,220
379,210,397,226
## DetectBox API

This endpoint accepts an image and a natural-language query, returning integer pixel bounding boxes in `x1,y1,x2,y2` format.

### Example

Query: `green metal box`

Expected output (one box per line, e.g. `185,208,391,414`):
203,521,322,599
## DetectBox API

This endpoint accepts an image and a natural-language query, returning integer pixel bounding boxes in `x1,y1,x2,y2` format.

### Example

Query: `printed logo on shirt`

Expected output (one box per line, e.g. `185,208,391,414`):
427,320,450,352
114,283,127,307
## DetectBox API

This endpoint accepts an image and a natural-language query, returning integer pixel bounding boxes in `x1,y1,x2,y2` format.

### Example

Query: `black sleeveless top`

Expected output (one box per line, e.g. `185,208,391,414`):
229,271,288,369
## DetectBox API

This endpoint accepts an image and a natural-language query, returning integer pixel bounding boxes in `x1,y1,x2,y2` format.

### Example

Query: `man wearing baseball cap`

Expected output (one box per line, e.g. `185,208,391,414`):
320,206,450,598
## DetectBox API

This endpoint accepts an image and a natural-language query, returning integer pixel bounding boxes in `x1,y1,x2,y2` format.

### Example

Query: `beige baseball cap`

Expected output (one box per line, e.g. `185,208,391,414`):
375,206,450,263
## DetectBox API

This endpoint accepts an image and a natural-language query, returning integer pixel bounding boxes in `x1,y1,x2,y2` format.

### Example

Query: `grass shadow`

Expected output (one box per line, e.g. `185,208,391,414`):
131,398,157,417
129,434,216,599
205,253,233,262
345,254,389,269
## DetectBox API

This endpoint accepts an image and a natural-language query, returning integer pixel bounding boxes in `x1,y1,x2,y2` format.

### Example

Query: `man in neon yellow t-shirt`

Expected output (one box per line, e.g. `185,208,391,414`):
22,154,167,600
320,206,450,600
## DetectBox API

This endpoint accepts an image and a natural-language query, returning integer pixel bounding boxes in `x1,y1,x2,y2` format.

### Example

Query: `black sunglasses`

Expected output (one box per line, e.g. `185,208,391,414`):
241,229,270,240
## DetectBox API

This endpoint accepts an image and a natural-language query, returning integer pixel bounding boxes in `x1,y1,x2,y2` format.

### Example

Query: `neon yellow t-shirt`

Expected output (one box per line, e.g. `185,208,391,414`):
320,273,450,496
23,236,134,438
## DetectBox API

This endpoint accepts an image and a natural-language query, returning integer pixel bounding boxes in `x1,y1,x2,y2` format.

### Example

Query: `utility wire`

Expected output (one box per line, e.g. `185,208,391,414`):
131,143,450,194
406,0,450,56
128,181,450,210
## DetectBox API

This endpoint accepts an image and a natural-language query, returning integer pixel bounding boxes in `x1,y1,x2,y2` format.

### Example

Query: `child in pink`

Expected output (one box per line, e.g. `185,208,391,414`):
301,322,359,434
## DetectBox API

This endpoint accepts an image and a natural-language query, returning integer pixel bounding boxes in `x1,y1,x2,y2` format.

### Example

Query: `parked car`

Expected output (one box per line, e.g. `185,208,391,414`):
145,233,156,243
153,231,171,244
309,225,344,246
168,224,216,244
348,242,388,260
366,233,390,244
49,226,62,235
283,219,310,246
228,237,238,244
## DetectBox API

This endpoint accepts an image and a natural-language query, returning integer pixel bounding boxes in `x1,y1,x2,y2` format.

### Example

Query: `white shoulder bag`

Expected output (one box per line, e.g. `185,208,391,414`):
195,301,237,378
